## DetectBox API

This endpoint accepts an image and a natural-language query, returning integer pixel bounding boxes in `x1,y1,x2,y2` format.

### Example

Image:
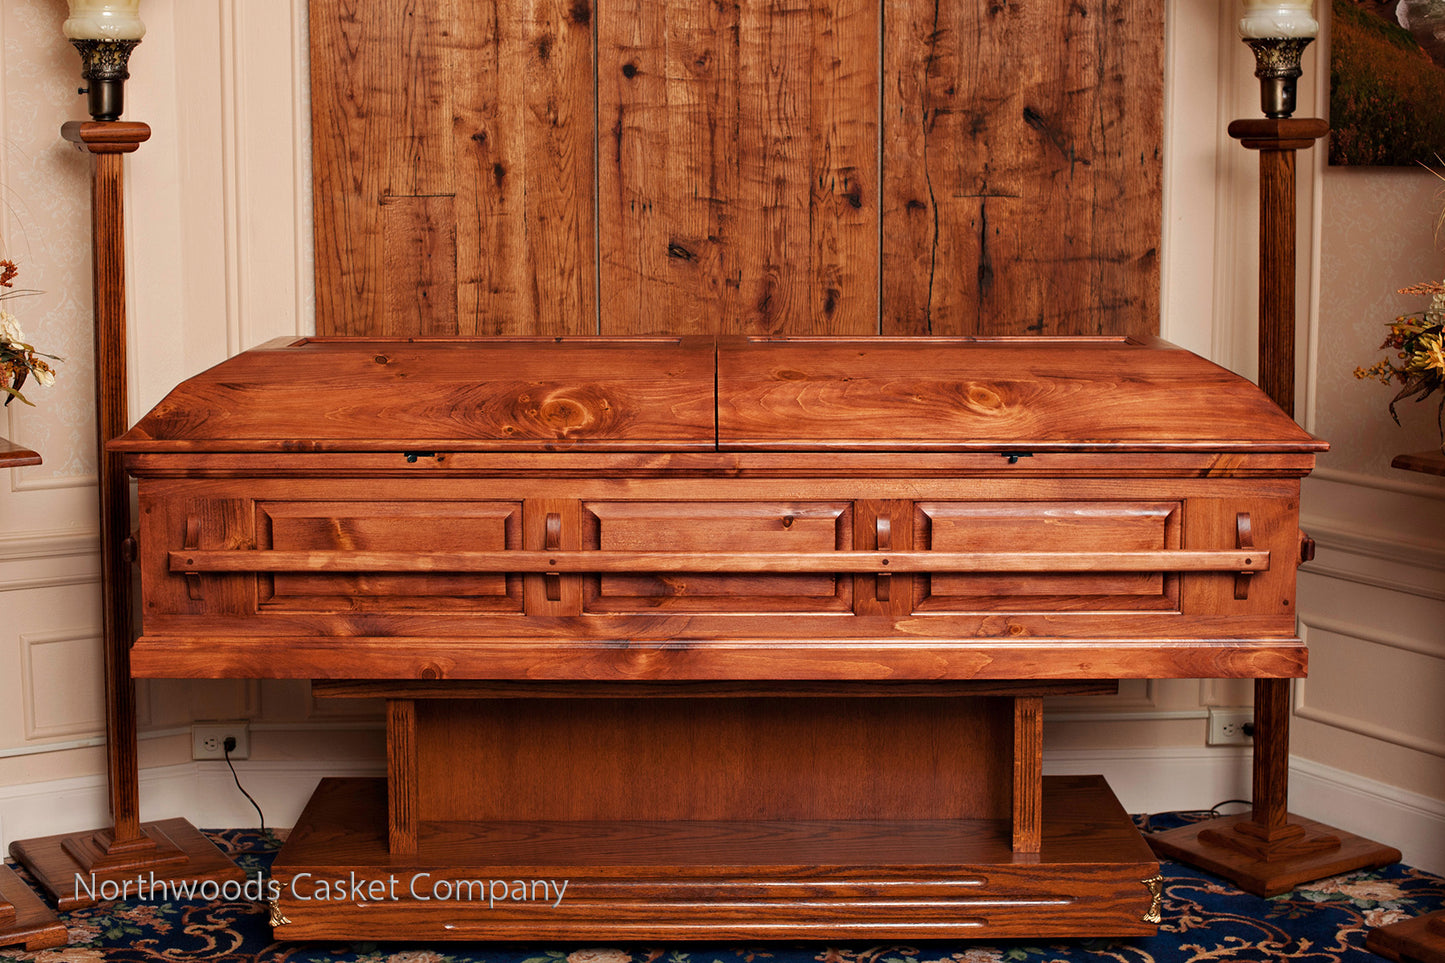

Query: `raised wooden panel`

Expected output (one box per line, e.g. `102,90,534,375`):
257,501,521,610
413,696,1013,821
880,0,1163,337
914,501,1181,612
582,501,854,612
596,0,878,335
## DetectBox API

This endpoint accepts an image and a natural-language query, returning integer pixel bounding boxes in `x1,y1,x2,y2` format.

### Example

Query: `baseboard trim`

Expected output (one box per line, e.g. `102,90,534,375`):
1288,755,1445,877
3,752,1439,878
0,759,384,851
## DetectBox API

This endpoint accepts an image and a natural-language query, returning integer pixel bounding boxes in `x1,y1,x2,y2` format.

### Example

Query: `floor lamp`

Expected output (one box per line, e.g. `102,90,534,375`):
7,1,242,911
1148,0,1401,897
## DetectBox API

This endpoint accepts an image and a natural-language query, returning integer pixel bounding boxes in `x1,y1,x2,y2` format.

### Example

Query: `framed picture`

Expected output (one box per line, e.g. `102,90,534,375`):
1329,0,1445,165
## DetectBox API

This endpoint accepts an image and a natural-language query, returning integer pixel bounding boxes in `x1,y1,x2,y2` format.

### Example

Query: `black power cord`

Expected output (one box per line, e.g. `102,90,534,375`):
223,736,267,834
1139,798,1253,834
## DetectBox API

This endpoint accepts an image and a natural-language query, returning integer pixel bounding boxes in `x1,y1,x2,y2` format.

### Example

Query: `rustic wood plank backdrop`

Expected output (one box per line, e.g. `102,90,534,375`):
309,0,1163,339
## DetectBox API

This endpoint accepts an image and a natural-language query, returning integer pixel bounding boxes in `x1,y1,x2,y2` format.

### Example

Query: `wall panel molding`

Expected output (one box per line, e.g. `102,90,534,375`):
18,627,105,741
0,530,99,563
1301,516,1445,603
1296,617,1445,760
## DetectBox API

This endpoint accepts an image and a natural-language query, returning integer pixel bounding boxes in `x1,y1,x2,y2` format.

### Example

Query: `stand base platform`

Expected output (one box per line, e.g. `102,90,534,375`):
1368,911,1445,963
1146,811,1401,898
0,866,67,950
271,775,1161,941
8,818,246,911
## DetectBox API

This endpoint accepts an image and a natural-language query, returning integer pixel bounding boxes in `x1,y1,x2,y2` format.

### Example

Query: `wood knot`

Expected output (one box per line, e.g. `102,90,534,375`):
419,663,444,680
961,383,1005,412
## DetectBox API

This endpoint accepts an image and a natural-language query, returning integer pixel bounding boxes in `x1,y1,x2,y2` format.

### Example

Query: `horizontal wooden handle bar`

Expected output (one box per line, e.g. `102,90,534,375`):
170,549,1268,575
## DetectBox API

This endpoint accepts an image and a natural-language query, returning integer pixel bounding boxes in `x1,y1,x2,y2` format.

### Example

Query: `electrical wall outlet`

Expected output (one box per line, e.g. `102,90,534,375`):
1207,708,1254,746
192,722,250,760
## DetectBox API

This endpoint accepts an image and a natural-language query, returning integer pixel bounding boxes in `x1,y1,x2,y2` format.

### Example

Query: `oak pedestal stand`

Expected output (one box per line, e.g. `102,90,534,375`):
1145,119,1401,895
6,122,243,911
0,439,66,950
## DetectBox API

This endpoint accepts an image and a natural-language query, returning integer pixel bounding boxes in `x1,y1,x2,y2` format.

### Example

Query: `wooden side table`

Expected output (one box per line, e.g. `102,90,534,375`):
0,438,67,951
1365,448,1445,963
1390,450,1445,477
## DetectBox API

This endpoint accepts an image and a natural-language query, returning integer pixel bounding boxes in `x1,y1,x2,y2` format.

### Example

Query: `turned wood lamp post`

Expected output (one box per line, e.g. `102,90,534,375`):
1148,0,1402,896
5,0,242,914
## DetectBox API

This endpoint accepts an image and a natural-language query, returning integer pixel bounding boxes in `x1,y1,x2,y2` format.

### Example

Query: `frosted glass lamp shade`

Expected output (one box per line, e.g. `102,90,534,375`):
1239,0,1319,39
64,0,145,42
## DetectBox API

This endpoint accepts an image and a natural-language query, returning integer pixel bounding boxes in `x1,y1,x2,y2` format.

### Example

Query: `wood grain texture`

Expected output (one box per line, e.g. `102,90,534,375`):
880,0,1162,337
597,0,878,335
311,0,596,336
270,776,1158,940
1013,696,1043,854
1367,910,1445,963
1392,450,1445,476
1148,811,1400,899
0,438,41,469
715,337,1323,451
0,866,66,951
8,820,246,912
117,337,718,451
387,699,418,855
413,697,1011,821
308,1,1162,339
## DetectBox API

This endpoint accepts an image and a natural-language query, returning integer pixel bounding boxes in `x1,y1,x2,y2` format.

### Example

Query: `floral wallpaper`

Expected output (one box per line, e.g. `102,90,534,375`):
2,0,98,482
1316,167,1445,475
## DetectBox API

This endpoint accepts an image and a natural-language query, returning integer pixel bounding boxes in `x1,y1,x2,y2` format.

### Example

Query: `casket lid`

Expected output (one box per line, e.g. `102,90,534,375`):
114,337,719,453
113,335,1325,453
717,336,1325,452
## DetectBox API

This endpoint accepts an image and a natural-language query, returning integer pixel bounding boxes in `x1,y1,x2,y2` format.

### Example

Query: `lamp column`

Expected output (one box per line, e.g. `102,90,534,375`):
1147,0,1402,897
6,3,243,911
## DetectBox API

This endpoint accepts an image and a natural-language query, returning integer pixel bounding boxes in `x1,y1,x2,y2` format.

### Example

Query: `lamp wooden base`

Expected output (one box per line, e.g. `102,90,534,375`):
0,866,67,951
1367,911,1445,963
1147,811,1401,898
269,776,1160,941
9,818,246,911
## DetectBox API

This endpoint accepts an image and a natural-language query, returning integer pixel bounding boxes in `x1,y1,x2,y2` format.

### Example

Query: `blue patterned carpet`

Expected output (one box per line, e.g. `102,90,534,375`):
2,825,1440,963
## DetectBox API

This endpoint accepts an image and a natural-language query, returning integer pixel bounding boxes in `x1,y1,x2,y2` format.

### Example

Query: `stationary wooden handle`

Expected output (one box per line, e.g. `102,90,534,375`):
171,549,1268,575
875,517,892,602
543,512,562,601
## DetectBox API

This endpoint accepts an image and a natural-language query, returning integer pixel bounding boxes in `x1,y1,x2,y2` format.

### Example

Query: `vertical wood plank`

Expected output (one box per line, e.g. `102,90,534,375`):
882,0,1162,337
734,0,808,334
520,0,599,334
387,0,457,198
1012,696,1044,855
387,699,418,855
310,0,385,335
316,0,596,336
809,0,879,335
381,195,458,335
452,0,528,333
598,0,877,336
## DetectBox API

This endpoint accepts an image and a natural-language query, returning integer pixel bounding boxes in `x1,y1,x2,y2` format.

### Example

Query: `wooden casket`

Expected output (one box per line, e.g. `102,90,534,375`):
114,335,1322,941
